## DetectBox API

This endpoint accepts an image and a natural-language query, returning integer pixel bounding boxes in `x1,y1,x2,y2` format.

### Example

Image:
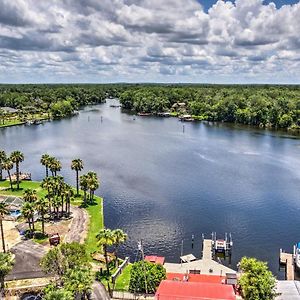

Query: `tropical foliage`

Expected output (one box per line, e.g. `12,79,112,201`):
129,260,166,294
238,257,276,300
0,252,14,294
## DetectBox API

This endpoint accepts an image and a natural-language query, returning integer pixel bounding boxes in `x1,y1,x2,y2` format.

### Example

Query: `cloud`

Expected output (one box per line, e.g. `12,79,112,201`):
0,0,299,83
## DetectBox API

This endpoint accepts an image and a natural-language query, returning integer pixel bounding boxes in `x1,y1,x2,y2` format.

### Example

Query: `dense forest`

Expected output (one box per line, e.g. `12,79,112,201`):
119,85,300,130
0,84,119,119
0,84,300,130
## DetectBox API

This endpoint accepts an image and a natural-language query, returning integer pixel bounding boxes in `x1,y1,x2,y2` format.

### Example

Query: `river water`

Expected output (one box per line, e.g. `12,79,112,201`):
1,99,300,277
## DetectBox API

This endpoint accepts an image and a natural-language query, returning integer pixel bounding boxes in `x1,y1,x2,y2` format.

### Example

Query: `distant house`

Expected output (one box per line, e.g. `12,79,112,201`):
145,255,165,265
0,107,19,114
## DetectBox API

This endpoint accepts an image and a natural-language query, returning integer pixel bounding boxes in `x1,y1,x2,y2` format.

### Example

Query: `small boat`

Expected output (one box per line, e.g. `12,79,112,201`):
294,242,300,269
138,112,152,116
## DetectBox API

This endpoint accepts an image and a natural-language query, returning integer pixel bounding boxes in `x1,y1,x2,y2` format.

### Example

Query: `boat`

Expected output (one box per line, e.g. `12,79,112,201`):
179,114,194,122
294,243,300,269
110,104,121,108
138,112,152,116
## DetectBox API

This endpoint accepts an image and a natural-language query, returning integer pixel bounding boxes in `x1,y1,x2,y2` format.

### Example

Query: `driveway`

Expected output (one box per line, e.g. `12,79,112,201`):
91,281,110,300
6,240,47,281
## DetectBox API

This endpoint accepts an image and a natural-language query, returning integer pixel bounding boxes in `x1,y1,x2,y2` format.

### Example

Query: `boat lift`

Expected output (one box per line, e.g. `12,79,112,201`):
210,232,233,256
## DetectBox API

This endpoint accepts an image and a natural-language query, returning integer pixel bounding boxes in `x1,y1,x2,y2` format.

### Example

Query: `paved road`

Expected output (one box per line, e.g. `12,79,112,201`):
6,240,47,281
91,281,110,300
64,205,89,243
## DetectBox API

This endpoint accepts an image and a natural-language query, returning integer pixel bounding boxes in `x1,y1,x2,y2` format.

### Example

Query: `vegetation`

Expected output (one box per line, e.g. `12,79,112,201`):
119,85,300,130
0,252,14,295
0,203,9,252
41,243,93,299
71,158,84,196
129,260,166,294
238,257,276,300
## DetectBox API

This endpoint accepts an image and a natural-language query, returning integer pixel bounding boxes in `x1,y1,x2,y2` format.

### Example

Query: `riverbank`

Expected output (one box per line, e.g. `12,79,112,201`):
0,180,104,254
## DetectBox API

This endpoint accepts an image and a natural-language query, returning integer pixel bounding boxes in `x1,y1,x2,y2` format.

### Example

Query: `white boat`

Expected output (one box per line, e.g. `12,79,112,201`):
294,242,300,269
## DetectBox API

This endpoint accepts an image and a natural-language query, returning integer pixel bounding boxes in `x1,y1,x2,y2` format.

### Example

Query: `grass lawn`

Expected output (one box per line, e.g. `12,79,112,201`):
114,264,132,291
0,180,104,254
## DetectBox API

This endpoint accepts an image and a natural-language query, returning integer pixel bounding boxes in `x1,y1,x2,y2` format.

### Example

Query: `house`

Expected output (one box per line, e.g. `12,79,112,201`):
155,280,236,300
145,255,165,265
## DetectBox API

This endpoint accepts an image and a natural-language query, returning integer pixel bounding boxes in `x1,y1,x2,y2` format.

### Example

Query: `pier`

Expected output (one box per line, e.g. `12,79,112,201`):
202,239,213,260
280,249,294,280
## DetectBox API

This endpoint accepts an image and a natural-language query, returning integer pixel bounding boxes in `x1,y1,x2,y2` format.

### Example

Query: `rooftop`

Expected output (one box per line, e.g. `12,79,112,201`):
145,255,165,265
155,280,236,300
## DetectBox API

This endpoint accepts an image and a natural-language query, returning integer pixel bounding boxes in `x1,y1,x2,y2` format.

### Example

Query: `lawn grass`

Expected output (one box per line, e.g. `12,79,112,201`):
114,264,132,291
0,179,104,254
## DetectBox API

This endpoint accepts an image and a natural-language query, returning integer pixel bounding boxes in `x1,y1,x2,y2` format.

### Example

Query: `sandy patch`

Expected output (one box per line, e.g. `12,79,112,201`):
3,220,21,250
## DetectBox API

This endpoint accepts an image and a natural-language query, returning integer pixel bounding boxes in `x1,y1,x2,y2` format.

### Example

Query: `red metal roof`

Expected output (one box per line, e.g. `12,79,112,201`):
155,280,236,300
145,255,165,265
166,273,226,284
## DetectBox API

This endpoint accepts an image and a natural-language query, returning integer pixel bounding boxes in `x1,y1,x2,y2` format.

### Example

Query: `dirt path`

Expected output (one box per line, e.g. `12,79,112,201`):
64,205,89,244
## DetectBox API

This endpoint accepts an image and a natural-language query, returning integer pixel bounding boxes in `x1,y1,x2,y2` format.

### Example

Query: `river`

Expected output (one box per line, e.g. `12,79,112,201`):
1,99,300,277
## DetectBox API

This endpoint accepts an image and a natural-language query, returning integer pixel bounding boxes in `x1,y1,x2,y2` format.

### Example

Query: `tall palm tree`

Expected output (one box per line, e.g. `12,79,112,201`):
96,228,115,296
0,150,6,181
63,184,73,217
40,154,51,178
23,189,38,203
22,202,35,234
2,159,13,190
35,198,48,235
0,252,14,295
0,203,9,252
112,229,128,267
86,171,99,203
71,159,84,196
10,151,24,190
51,159,62,177
80,174,89,205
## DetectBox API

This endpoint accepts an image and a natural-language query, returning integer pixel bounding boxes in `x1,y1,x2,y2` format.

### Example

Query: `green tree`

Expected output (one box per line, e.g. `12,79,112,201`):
41,154,51,178
10,150,24,190
35,197,48,235
63,267,93,299
0,203,9,252
0,252,14,295
2,159,13,190
86,171,99,202
23,189,37,203
112,229,127,267
22,201,35,234
43,285,73,300
129,260,166,294
41,242,89,279
96,228,115,296
0,150,6,181
80,174,89,205
238,257,276,300
71,158,84,196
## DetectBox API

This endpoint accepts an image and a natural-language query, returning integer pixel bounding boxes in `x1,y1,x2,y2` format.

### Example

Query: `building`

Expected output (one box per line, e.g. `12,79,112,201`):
155,279,236,300
145,255,165,265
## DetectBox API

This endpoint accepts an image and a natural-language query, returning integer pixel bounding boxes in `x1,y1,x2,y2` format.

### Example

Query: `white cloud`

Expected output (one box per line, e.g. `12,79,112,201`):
0,0,299,83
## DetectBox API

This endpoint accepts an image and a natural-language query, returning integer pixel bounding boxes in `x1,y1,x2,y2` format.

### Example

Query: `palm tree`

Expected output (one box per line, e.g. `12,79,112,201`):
112,229,128,267
35,198,48,235
23,189,38,203
2,159,13,190
49,158,61,177
0,203,9,252
71,159,84,196
80,174,89,205
40,154,51,178
22,202,35,234
43,288,73,300
0,150,6,181
86,172,99,203
63,184,73,217
96,228,115,296
0,252,14,295
10,151,24,190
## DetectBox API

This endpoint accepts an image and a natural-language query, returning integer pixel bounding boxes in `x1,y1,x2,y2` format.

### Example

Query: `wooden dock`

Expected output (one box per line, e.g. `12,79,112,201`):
280,249,294,280
202,239,213,260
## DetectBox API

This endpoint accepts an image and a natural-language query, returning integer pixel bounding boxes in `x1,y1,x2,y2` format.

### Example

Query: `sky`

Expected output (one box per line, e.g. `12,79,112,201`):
0,0,299,84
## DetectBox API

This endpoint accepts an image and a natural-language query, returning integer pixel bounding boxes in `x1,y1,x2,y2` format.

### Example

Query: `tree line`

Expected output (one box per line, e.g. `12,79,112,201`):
119,84,300,130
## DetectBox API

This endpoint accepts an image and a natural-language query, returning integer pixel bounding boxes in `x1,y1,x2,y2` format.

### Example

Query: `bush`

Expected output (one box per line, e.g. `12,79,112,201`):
129,261,166,294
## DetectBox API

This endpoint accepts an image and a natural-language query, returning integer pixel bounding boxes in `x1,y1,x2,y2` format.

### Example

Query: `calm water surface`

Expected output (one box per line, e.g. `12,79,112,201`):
1,99,300,277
